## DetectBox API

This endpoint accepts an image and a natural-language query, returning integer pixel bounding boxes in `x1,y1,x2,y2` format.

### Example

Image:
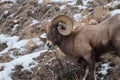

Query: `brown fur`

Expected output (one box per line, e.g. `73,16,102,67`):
46,14,120,80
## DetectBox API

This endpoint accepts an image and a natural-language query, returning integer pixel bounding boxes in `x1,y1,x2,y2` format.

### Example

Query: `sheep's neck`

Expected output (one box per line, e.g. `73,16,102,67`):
57,35,75,59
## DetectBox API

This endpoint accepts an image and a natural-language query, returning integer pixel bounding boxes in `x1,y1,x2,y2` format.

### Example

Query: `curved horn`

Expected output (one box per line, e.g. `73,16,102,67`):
51,15,73,36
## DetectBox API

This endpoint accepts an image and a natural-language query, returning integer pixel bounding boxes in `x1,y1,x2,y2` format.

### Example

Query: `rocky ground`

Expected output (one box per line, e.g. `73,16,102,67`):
0,0,120,80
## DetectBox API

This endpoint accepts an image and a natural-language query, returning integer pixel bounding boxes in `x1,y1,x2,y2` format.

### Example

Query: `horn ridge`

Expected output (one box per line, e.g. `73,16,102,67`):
51,15,73,36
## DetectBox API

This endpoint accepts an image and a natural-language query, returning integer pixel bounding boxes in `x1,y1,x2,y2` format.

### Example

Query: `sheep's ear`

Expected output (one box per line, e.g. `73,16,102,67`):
52,15,73,36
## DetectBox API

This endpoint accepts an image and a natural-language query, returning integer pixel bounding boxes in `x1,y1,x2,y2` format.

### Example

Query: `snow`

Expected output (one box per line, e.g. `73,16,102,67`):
0,34,19,46
0,0,16,3
67,1,77,5
51,0,76,3
0,34,47,80
12,24,19,30
9,13,15,18
0,34,44,56
4,10,9,15
110,9,120,16
73,13,81,21
106,1,120,8
82,0,93,6
11,39,28,49
30,18,39,26
0,50,48,80
77,5,87,9
40,33,47,38
106,1,120,17
59,5,66,10
13,20,18,23
38,0,77,5
38,0,43,4
0,34,19,55
98,63,112,75
9,53,17,59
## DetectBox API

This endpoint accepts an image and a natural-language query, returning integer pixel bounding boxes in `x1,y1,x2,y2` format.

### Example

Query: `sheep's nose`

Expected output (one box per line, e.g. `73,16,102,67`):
46,41,53,49
47,43,52,48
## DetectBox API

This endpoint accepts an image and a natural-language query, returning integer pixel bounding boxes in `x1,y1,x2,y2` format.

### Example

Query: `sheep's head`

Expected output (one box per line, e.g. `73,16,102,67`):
46,15,73,49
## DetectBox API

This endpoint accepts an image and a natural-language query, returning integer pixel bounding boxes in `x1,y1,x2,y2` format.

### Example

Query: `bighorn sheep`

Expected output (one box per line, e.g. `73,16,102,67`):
44,14,120,80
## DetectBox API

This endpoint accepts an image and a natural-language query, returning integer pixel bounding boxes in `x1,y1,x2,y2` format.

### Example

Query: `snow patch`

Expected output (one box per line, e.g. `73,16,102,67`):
0,50,48,80
73,13,81,21
51,0,76,2
4,10,9,15
13,20,18,23
98,63,112,75
11,39,28,49
77,5,87,9
110,9,120,16
1,0,16,3
37,0,77,5
11,38,43,49
12,24,19,30
9,53,17,59
82,0,93,6
37,0,43,4
40,33,47,38
0,34,19,46
59,5,66,10
9,13,15,18
67,1,76,5
106,1,120,8
0,34,44,56
30,18,39,26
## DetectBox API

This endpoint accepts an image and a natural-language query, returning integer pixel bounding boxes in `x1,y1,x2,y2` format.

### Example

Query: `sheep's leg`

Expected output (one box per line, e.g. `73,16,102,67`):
113,38,120,57
83,66,89,80
84,53,96,80
117,49,120,57
77,58,88,80
117,50,120,57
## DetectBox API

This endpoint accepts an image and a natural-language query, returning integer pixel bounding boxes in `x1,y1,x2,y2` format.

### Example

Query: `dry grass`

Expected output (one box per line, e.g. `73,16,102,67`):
93,6,109,22
81,5,109,25
0,54,13,63
0,43,7,51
